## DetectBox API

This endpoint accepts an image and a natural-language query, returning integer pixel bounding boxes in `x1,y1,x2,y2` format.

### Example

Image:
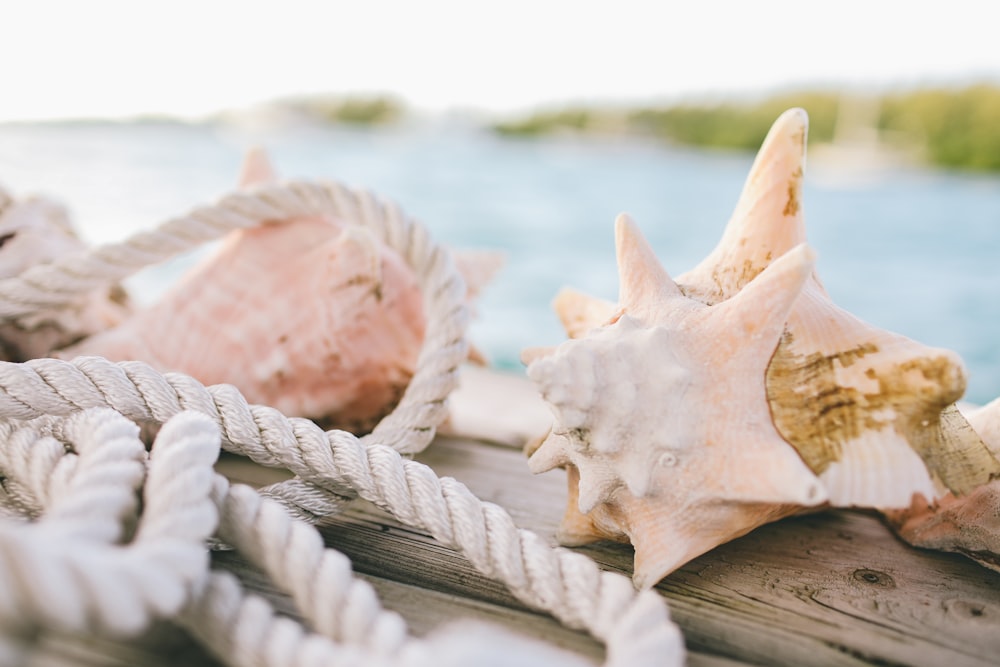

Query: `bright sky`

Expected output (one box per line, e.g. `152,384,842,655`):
4,0,999,121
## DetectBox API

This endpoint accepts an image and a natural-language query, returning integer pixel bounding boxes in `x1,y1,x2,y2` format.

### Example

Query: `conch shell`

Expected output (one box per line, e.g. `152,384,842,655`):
0,187,130,360
526,215,827,588
58,150,492,432
528,108,1000,587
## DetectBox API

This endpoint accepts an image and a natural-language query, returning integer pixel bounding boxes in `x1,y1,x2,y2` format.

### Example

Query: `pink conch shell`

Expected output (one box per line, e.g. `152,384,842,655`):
884,398,1000,571
0,189,130,361
526,214,827,588
59,151,428,431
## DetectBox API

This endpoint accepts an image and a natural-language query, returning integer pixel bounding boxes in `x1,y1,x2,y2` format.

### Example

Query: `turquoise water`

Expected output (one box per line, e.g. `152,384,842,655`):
2,119,999,404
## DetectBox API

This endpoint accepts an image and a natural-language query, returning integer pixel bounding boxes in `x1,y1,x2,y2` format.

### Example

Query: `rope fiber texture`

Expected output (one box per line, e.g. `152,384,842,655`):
0,180,685,666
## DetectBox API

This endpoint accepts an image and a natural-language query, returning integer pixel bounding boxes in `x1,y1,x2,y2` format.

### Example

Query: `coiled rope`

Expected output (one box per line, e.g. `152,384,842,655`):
0,181,684,666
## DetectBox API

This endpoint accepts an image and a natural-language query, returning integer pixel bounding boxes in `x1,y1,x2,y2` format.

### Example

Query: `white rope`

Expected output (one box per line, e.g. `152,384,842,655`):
0,179,685,666
0,357,684,666
0,410,218,655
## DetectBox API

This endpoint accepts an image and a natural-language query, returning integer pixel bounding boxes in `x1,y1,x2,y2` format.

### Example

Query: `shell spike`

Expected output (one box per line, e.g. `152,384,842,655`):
728,107,809,246
555,466,605,546
576,466,620,514
553,288,618,339
238,147,278,188
528,432,572,474
614,213,681,315
707,243,815,354
627,505,703,589
680,108,809,301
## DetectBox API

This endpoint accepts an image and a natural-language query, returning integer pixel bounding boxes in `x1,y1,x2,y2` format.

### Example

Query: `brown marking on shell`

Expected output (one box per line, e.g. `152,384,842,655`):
704,255,773,307
765,333,880,473
763,281,999,502
782,167,803,217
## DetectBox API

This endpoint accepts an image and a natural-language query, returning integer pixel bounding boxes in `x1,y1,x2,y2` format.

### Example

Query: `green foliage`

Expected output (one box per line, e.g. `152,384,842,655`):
629,92,840,150
492,109,596,136
879,85,1000,171
490,84,1000,172
295,96,405,125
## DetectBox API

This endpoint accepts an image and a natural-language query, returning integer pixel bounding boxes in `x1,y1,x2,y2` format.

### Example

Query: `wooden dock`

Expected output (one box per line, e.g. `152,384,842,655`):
28,369,1000,666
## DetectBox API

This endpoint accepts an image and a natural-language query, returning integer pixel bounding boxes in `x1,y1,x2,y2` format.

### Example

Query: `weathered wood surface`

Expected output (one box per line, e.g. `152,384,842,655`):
213,428,1000,667
21,369,1000,666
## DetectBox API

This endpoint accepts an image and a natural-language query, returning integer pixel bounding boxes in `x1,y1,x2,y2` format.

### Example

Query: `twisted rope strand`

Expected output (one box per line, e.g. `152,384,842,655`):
0,419,70,519
257,478,352,523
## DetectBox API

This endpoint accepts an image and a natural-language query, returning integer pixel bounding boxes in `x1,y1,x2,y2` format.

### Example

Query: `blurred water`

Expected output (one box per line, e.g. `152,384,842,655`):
1,119,998,404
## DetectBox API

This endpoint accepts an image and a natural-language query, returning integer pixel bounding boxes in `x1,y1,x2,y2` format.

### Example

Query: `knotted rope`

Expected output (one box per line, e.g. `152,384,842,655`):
0,181,685,666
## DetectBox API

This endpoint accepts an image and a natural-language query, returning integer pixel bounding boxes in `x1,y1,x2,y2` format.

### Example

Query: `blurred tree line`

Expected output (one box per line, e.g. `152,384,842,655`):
287,95,405,125
492,84,1000,172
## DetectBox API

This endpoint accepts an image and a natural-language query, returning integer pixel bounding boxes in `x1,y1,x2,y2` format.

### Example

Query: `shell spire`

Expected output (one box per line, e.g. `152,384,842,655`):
682,107,810,305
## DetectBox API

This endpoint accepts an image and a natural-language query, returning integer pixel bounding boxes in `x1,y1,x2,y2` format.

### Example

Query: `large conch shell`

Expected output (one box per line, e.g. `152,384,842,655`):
526,215,827,588
58,150,497,432
0,186,131,361
529,108,1000,587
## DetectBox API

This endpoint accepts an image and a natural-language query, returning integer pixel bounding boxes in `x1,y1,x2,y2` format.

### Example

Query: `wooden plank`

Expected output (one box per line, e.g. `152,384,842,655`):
23,623,222,667
652,511,1000,667
360,572,603,660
